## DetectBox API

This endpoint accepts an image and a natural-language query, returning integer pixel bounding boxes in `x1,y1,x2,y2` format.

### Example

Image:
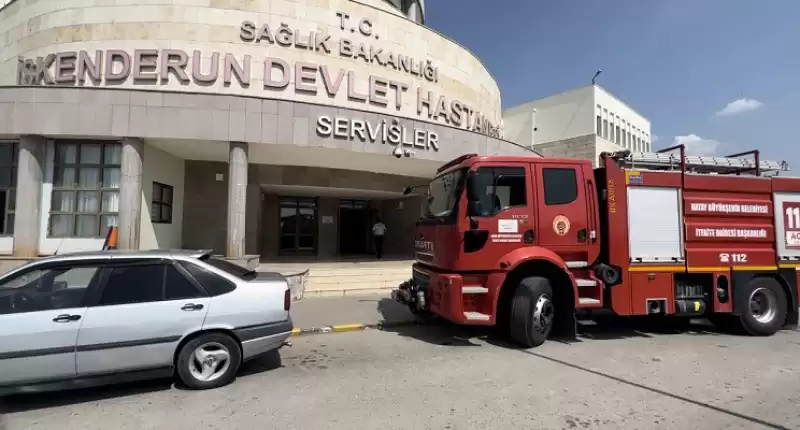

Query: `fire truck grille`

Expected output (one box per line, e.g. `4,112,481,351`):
675,282,705,300
415,252,434,263
413,269,430,290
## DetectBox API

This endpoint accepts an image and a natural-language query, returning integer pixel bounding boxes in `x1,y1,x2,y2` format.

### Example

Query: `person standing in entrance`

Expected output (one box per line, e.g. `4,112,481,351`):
371,218,387,259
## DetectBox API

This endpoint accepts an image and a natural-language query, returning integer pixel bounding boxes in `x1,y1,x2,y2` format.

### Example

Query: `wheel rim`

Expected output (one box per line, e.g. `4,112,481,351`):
188,342,232,382
533,295,555,334
749,287,777,324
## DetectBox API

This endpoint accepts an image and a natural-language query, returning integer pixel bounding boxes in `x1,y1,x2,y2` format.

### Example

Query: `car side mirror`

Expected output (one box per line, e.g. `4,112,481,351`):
402,186,412,196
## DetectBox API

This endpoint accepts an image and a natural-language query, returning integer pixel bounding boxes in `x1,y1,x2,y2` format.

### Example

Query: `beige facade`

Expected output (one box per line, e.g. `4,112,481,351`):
1,0,501,132
0,0,536,261
503,85,651,167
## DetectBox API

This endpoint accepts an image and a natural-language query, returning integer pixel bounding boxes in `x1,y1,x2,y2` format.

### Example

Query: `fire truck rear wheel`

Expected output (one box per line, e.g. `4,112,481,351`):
738,277,787,336
509,276,555,348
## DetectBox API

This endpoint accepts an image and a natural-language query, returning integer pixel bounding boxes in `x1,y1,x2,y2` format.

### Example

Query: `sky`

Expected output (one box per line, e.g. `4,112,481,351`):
426,0,800,169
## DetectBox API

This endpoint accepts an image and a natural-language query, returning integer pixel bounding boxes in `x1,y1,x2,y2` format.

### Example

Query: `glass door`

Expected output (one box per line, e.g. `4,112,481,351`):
279,197,318,255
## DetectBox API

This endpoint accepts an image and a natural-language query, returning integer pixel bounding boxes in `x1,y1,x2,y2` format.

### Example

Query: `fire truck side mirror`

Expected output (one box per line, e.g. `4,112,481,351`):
467,201,481,217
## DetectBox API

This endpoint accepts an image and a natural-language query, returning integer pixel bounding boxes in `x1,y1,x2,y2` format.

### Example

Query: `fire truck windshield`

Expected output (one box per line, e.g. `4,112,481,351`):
422,168,465,220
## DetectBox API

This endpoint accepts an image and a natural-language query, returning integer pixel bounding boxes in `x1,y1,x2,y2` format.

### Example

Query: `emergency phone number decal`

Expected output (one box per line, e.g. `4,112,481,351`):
783,202,800,249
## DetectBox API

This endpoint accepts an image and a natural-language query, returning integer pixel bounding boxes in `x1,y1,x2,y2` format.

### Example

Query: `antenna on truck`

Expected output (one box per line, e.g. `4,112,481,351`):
608,145,789,177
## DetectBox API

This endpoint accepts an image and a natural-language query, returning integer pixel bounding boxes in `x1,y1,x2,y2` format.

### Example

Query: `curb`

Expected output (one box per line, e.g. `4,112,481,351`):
290,319,421,337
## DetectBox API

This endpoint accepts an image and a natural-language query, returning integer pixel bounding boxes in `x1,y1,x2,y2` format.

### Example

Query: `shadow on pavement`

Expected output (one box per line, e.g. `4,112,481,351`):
519,349,792,430
0,378,173,414
374,296,420,325
376,298,727,348
238,349,284,377
0,350,284,414
376,299,791,429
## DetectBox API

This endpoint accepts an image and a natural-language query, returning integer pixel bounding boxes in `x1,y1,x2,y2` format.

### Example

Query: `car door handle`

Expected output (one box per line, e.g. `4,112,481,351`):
181,303,204,311
53,314,81,323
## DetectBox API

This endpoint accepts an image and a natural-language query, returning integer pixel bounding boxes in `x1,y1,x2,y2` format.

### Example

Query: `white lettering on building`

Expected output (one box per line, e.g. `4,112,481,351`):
689,202,769,214
15,11,503,139
315,116,439,151
695,228,768,239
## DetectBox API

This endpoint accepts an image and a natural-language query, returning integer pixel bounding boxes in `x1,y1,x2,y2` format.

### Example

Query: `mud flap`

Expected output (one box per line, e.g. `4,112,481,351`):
551,310,578,340
779,268,799,328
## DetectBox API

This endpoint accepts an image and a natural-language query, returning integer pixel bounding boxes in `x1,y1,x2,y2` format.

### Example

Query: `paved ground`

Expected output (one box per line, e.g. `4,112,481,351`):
3,319,800,430
290,294,416,329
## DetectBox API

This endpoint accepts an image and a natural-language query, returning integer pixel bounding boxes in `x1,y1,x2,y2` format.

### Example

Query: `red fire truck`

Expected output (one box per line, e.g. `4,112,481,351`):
393,145,800,347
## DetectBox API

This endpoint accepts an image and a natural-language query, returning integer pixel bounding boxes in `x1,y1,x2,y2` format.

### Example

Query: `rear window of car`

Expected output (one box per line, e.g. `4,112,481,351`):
178,260,237,297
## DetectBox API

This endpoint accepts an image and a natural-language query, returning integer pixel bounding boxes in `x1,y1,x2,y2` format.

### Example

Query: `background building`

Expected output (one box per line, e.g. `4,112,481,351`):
503,85,651,167
382,0,425,24
0,0,535,264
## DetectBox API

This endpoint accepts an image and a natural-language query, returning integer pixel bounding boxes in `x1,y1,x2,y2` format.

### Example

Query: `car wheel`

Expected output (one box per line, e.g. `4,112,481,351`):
509,276,555,348
737,277,787,336
176,332,242,390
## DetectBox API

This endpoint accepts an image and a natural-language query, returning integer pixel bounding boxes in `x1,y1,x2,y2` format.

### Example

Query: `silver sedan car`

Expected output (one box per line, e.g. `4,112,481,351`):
0,249,293,394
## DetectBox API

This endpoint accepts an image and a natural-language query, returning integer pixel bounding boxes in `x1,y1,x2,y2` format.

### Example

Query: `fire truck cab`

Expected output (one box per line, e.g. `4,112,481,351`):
394,145,800,348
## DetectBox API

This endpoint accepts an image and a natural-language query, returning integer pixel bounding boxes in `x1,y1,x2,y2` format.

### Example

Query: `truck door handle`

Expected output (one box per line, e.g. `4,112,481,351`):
53,314,81,322
181,303,204,311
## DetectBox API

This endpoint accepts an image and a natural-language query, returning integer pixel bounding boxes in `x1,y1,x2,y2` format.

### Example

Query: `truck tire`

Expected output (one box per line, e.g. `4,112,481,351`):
737,277,787,336
509,276,555,348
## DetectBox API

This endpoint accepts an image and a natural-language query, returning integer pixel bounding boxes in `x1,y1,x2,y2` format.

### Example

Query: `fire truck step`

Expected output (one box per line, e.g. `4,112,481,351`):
566,261,588,268
579,298,601,305
575,279,597,287
462,286,489,294
463,312,491,321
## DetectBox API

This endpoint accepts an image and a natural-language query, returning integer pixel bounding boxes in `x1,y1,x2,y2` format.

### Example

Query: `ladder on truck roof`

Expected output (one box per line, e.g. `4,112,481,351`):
609,144,790,176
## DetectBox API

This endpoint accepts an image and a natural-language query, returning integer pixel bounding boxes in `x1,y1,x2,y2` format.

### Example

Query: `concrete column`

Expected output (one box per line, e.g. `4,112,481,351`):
227,142,248,258
118,137,143,250
244,185,262,255
13,135,45,257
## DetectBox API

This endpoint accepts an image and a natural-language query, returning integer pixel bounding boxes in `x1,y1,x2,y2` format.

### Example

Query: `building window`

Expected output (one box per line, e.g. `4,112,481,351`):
621,127,627,147
628,131,632,148
609,117,615,143
49,141,121,238
542,168,578,205
603,119,608,139
0,143,17,236
615,125,621,145
151,182,174,224
596,115,602,137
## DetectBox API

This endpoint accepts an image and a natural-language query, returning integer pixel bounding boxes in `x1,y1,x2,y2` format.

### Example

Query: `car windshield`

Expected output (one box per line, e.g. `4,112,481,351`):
422,168,465,218
202,257,258,281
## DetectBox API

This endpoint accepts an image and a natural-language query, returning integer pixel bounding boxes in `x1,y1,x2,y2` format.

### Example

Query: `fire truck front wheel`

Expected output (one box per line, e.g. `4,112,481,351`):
509,276,555,348
738,277,787,336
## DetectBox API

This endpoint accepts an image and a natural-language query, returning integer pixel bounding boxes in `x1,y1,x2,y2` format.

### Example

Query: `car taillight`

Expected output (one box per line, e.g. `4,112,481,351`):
284,288,291,311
